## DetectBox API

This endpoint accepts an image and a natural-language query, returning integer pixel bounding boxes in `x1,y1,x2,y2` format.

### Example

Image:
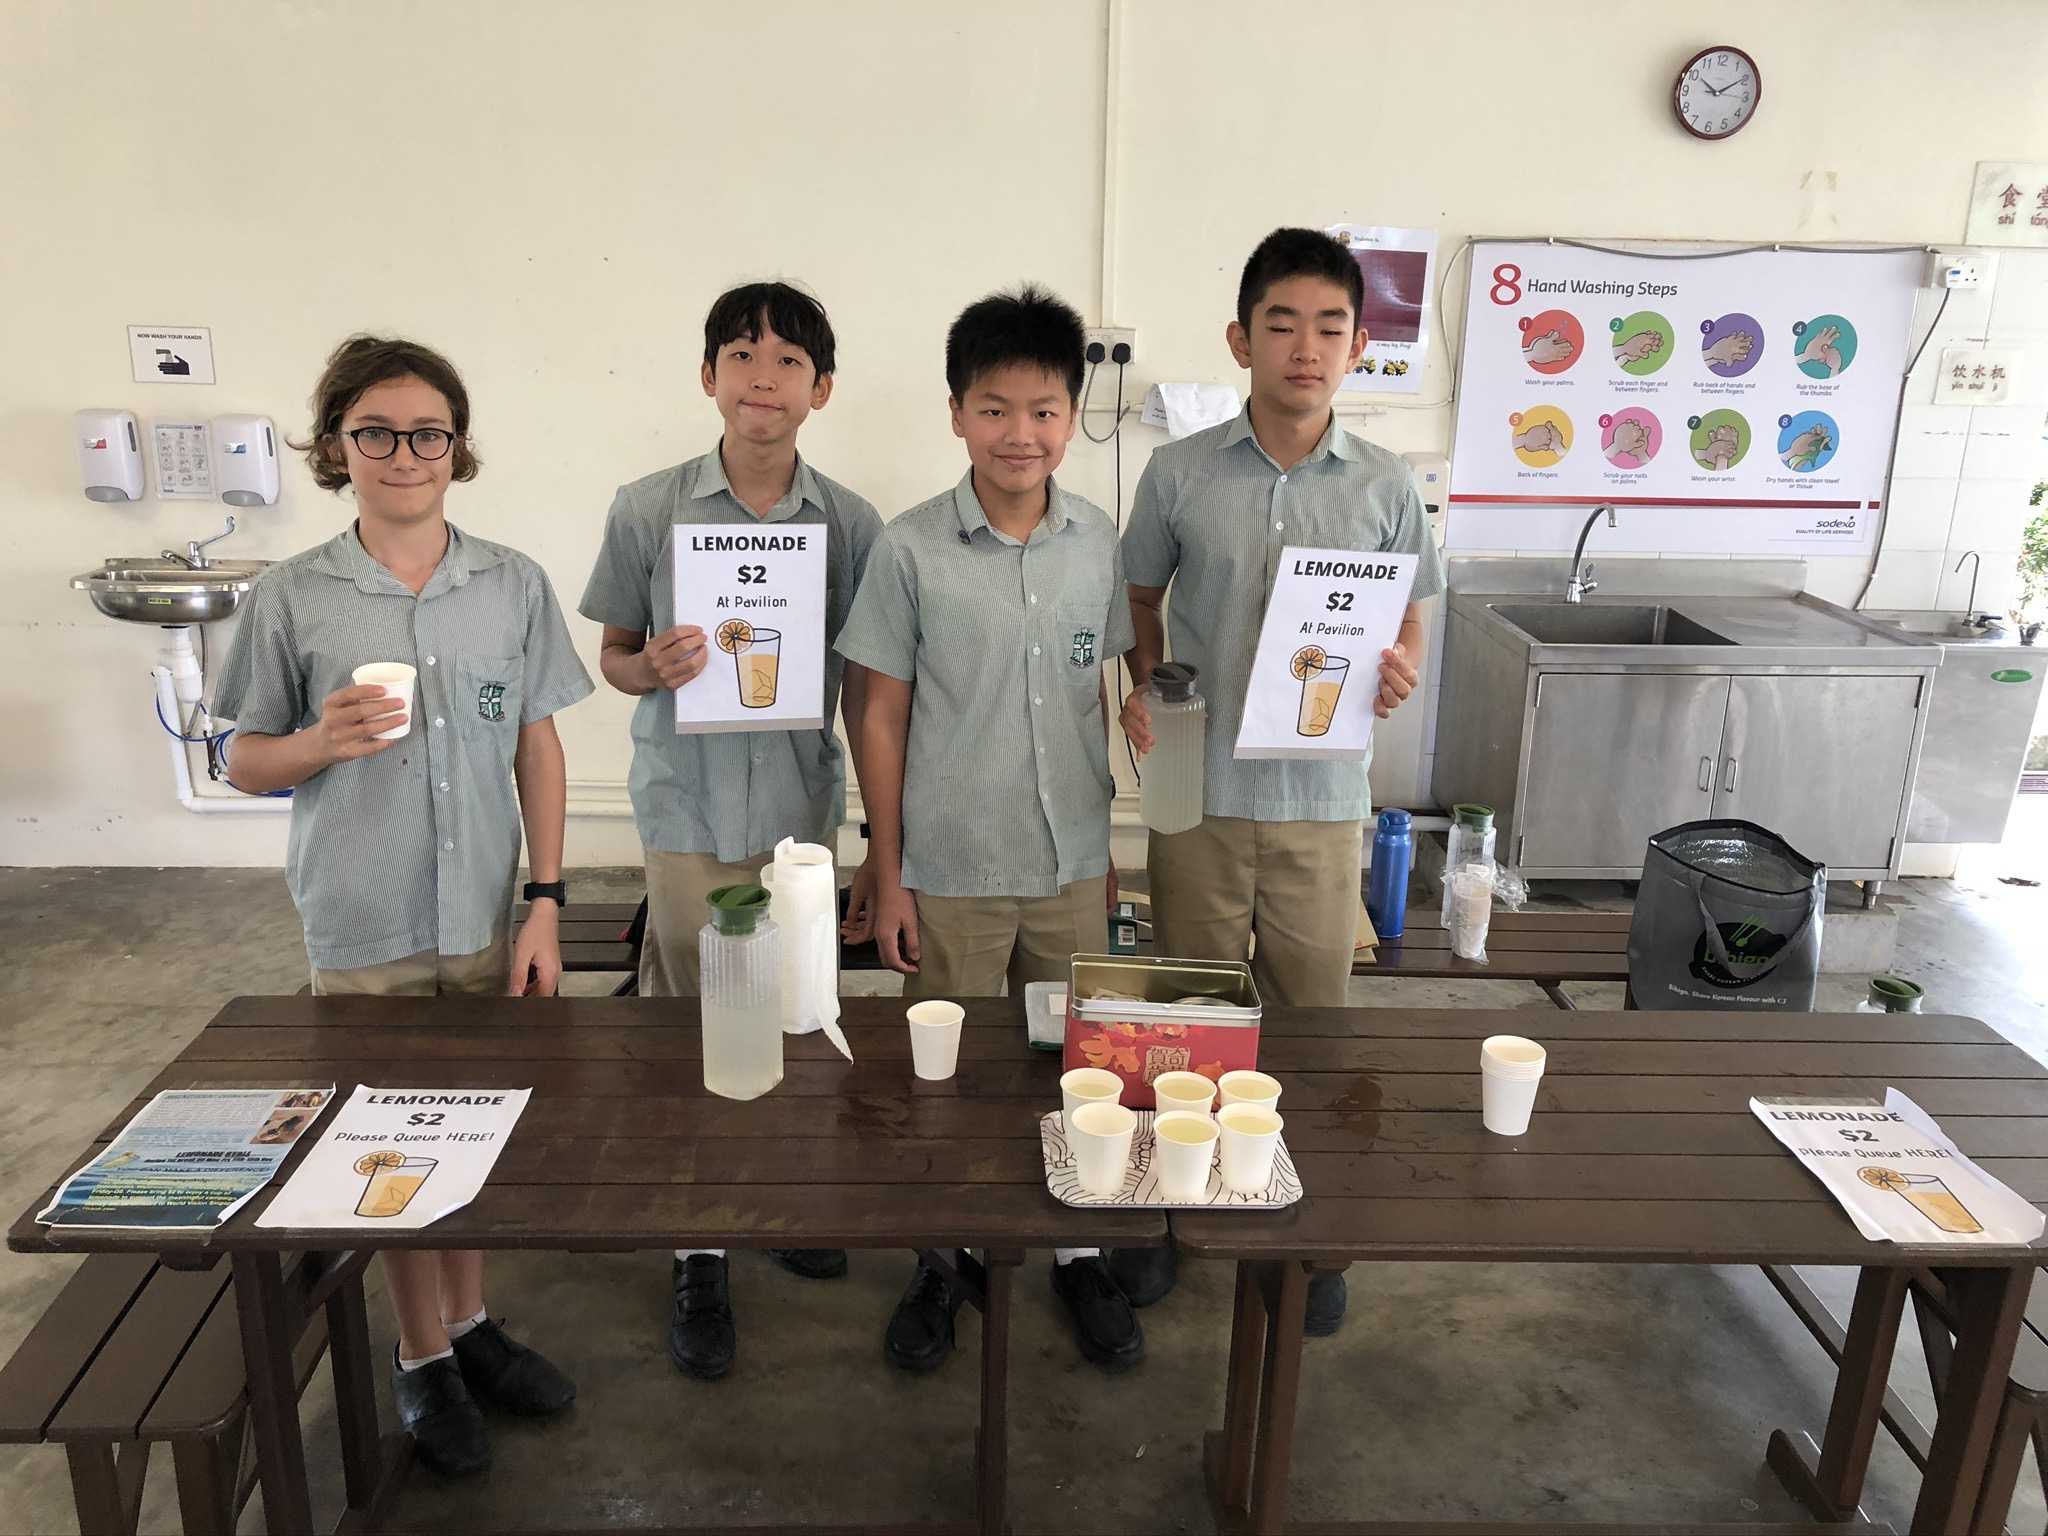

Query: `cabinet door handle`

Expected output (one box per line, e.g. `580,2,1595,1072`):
1698,756,1713,792
1723,756,1739,793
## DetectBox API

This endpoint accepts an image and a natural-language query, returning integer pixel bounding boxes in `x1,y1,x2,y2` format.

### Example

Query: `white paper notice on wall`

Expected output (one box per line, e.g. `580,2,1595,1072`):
672,523,826,733
152,421,213,500
1233,548,1416,761
1966,162,2048,248
1447,240,1921,557
1934,347,2019,406
127,326,215,385
1329,224,1437,396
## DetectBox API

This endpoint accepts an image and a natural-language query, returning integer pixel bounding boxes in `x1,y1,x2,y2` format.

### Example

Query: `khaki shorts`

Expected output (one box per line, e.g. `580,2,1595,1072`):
642,849,776,997
907,876,1108,999
310,933,511,998
1147,815,1364,1006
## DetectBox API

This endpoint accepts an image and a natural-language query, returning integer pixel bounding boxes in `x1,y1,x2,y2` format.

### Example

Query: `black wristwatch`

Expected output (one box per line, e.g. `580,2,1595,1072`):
522,880,568,909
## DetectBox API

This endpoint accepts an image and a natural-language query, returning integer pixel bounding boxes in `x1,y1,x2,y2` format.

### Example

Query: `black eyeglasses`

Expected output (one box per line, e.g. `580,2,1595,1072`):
343,427,456,461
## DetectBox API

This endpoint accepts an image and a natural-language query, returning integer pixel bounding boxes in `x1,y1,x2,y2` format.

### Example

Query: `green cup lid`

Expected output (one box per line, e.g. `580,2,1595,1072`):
706,883,771,935
1868,974,1924,1006
1453,803,1495,829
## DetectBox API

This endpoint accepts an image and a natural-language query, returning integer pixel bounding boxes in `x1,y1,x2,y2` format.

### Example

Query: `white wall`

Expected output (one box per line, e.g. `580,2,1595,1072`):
5,0,2046,866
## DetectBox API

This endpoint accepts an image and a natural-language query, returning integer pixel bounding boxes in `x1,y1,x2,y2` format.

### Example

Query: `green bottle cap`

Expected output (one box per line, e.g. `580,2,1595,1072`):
706,883,771,936
1867,974,1924,1011
1453,803,1495,830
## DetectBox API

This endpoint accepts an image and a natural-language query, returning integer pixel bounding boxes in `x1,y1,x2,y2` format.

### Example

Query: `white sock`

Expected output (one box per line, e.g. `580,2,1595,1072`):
444,1308,488,1340
398,1346,455,1373
676,1248,726,1261
1054,1247,1100,1265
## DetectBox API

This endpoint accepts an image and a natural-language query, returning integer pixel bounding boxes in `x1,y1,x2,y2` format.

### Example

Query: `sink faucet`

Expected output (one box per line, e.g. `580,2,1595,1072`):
1565,505,1616,604
1953,549,2007,630
161,515,238,571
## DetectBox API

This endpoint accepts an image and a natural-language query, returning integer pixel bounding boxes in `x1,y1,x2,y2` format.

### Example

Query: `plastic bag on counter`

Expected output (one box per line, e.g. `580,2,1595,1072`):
1448,865,1529,965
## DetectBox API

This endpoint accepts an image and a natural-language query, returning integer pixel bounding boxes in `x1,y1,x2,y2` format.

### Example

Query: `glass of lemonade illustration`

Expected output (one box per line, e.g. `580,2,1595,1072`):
353,1151,438,1219
1857,1165,1983,1234
1291,645,1350,737
716,620,782,709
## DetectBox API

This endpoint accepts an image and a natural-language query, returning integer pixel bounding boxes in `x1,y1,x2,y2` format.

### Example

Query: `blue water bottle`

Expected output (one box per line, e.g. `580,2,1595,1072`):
1366,808,1413,938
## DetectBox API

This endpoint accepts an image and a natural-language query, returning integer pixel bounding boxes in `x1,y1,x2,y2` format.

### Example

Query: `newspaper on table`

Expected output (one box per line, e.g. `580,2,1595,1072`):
1751,1089,2046,1246
257,1084,529,1231
37,1087,335,1231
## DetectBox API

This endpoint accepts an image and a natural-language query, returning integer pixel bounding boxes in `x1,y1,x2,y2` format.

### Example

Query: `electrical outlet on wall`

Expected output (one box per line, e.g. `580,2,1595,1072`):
1928,250,1983,289
1085,326,1136,364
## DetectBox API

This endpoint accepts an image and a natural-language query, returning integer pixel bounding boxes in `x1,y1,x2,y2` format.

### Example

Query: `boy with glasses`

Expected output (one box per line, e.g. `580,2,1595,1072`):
216,335,593,1476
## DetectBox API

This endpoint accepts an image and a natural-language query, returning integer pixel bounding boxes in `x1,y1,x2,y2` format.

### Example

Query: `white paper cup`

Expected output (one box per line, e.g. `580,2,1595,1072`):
1480,1035,1546,1136
1060,1067,1123,1130
1217,1070,1282,1112
1152,1070,1217,1119
1217,1102,1284,1194
351,662,416,740
1152,1110,1221,1201
906,1000,965,1081
1069,1101,1137,1196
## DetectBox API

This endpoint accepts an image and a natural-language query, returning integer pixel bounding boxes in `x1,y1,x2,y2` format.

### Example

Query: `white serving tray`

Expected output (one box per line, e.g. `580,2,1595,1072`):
1040,1110,1303,1210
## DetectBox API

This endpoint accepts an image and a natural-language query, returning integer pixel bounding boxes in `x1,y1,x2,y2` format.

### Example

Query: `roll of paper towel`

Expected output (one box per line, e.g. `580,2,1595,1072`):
770,837,851,1060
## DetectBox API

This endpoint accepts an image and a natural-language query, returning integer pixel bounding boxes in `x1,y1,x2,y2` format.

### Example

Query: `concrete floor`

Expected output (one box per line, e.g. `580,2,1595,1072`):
2,839,2045,1533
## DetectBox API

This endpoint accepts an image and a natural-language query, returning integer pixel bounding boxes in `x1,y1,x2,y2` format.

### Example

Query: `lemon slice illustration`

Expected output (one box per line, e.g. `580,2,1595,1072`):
714,619,755,654
1857,1166,1909,1191
354,1150,405,1176
1289,645,1326,681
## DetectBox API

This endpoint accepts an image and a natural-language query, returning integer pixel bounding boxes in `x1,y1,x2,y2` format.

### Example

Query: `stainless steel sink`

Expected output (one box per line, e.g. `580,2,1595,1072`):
1489,602,1737,647
72,559,271,625
1856,608,2020,643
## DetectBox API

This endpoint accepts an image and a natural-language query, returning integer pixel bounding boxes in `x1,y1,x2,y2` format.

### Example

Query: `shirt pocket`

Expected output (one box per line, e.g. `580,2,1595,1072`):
456,653,526,769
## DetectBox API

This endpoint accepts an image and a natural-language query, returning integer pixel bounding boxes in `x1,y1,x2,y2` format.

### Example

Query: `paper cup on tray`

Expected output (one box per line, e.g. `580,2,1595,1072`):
1069,1101,1137,1196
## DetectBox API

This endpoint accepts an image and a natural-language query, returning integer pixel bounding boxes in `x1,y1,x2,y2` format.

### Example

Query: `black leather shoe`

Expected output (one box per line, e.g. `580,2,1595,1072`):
451,1319,576,1415
1051,1257,1144,1371
1305,1270,1348,1337
885,1259,964,1373
670,1255,736,1379
392,1350,489,1477
1107,1246,1179,1308
767,1247,849,1280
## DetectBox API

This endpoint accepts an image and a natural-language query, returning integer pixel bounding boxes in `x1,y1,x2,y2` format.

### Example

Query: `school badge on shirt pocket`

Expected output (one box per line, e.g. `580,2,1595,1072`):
1068,628,1097,668
476,681,508,722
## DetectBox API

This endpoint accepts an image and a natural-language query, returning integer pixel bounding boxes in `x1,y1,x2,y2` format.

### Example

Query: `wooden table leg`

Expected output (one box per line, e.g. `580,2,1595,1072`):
1912,1264,2032,1535
973,1248,1022,1536
233,1250,315,1536
1247,1260,1310,1536
325,1260,382,1516
1204,1258,1268,1530
1766,1264,1907,1520
172,1429,238,1536
65,1440,148,1536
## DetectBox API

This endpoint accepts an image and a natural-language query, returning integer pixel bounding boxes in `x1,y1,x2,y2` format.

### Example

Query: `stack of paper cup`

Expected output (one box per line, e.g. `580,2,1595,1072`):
1217,1102,1283,1194
1060,1067,1123,1131
1069,1101,1137,1195
906,1001,964,1081
1480,1035,1546,1135
351,662,416,740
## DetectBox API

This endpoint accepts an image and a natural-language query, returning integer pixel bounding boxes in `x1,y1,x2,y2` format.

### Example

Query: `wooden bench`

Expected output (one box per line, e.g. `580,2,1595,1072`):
0,1250,375,1535
1352,907,1631,1008
534,897,886,991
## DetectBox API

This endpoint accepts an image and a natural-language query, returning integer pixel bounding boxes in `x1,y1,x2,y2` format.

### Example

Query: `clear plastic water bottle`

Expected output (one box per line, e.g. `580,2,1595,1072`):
1139,662,1205,835
1856,975,1925,1014
699,884,784,1100
1440,803,1497,928
1366,808,1413,938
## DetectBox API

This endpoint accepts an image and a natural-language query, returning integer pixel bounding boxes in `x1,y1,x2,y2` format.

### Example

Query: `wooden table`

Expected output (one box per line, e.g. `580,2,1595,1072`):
1175,1007,2048,1536
8,996,1166,1536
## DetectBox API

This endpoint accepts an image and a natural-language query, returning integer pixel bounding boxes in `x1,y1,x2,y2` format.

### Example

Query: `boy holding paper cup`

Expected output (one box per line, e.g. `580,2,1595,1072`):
835,285,1143,1373
214,335,593,1476
577,283,883,1381
1114,228,1447,1332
